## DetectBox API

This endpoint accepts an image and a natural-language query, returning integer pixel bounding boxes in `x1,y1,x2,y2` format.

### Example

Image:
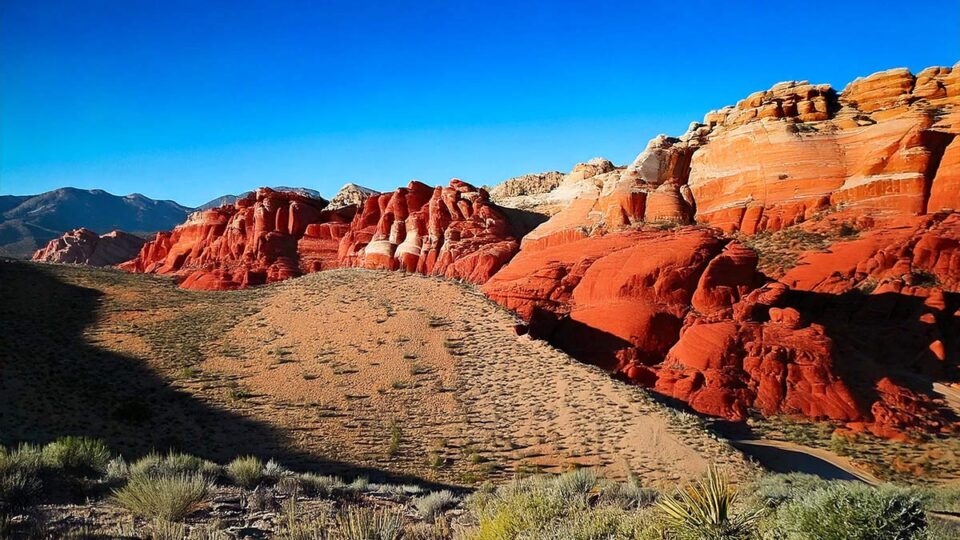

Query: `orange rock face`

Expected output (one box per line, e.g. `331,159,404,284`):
689,66,959,233
33,228,146,267
483,228,752,370
483,64,960,437
123,181,518,289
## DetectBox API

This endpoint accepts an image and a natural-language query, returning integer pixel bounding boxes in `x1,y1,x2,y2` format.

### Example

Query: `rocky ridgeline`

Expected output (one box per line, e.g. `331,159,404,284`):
32,228,146,267
116,64,960,438
120,180,517,289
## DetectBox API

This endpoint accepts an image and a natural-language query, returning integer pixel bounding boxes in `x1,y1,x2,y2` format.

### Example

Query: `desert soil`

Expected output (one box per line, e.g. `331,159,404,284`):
0,261,751,488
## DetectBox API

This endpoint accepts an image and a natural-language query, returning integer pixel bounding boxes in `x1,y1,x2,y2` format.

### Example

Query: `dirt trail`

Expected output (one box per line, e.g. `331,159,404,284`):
732,439,882,484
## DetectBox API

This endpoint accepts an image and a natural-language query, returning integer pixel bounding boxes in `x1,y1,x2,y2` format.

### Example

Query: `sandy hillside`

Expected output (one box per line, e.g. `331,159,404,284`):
0,261,751,487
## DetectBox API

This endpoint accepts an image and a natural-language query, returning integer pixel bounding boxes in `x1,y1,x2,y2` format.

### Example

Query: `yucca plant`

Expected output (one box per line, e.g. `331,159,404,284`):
656,465,763,540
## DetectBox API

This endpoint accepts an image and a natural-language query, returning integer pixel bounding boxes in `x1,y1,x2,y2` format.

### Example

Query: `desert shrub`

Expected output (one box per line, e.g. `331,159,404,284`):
554,468,599,501
910,270,940,288
112,472,210,521
465,475,661,540
387,421,402,457
225,455,264,488
149,518,188,540
925,519,960,540
534,506,659,540
276,475,303,496
0,445,44,512
370,482,417,498
915,484,960,514
404,519,453,540
599,476,659,510
345,476,370,493
276,498,329,540
105,456,130,482
414,490,458,520
263,458,291,481
41,436,111,477
764,483,927,540
465,477,575,539
335,506,403,540
750,473,832,508
131,451,221,481
300,473,346,497
656,466,763,540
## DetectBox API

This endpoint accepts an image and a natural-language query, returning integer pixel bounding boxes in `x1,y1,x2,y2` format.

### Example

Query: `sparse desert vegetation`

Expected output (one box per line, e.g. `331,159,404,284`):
4,436,957,538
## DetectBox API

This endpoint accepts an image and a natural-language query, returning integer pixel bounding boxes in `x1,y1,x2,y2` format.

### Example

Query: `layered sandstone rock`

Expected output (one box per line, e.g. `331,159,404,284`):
690,66,959,232
493,65,958,239
338,180,518,283
483,220,957,436
32,228,146,267
484,65,960,436
123,181,518,289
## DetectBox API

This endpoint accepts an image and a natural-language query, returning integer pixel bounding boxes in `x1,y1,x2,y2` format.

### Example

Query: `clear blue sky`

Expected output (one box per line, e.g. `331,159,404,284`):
2,0,957,207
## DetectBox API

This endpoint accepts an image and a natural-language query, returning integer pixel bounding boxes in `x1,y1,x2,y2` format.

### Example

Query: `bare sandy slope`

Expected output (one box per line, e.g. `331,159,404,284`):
199,269,751,486
0,262,751,487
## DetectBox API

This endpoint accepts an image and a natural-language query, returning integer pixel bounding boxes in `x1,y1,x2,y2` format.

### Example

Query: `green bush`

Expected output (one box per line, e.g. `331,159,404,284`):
413,490,458,520
105,456,131,482
0,445,44,512
225,455,264,488
553,469,599,501
599,476,659,510
112,472,210,521
764,483,927,540
130,451,221,480
751,473,832,508
263,458,291,481
300,473,346,497
41,436,111,477
914,484,960,514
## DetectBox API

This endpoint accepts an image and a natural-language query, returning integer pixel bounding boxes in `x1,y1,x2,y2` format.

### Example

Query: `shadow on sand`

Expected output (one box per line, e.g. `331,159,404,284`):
0,261,454,488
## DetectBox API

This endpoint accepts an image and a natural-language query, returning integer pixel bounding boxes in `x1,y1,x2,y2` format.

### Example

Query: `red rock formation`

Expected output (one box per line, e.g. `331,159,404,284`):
483,228,755,371
32,228,146,267
121,188,352,290
689,66,959,233
123,180,518,289
483,64,960,437
338,180,518,283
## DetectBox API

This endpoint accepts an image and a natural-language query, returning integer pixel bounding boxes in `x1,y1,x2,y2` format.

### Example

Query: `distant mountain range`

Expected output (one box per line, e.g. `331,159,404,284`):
0,188,193,259
196,186,322,210
0,186,330,259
